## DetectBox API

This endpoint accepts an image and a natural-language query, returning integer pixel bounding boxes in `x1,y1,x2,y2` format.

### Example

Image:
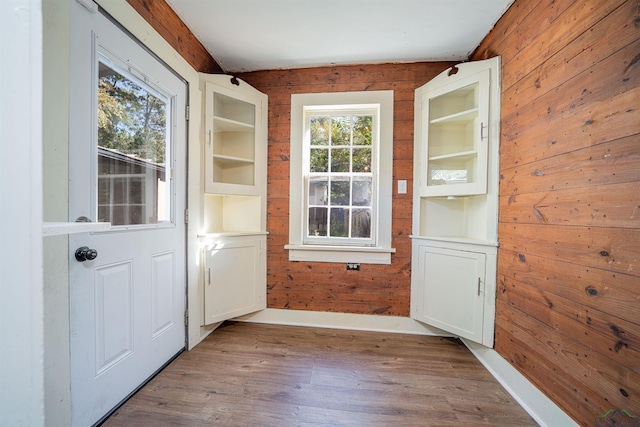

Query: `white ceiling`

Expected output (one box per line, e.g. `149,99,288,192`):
166,0,514,73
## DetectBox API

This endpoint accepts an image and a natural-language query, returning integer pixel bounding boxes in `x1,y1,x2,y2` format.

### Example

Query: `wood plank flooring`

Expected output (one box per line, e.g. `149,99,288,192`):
104,322,538,426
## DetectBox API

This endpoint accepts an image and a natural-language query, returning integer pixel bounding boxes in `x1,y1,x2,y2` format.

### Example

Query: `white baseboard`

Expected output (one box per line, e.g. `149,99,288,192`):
463,339,578,427
234,308,576,426
234,308,453,336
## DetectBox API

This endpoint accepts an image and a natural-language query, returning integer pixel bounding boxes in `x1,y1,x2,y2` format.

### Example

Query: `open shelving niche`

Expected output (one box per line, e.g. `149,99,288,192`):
209,92,256,188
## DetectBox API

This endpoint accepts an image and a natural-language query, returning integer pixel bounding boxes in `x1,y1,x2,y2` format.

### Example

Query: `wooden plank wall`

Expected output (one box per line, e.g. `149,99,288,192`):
126,0,223,73
472,0,640,425
237,64,452,316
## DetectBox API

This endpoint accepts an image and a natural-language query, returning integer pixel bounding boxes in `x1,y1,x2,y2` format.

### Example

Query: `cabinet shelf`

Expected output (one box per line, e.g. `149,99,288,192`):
428,150,477,162
410,234,498,247
199,231,269,239
213,115,255,132
213,154,255,165
430,107,478,125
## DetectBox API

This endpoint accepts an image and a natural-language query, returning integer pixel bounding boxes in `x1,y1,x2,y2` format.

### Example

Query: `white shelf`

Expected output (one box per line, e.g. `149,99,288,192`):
199,231,269,239
213,115,254,131
212,154,255,165
430,107,478,124
410,234,499,247
43,221,111,237
429,150,478,161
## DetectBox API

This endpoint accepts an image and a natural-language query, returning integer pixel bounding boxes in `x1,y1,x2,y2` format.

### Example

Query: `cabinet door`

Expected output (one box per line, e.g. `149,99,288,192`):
203,80,266,196
203,237,266,324
412,245,486,343
415,61,493,197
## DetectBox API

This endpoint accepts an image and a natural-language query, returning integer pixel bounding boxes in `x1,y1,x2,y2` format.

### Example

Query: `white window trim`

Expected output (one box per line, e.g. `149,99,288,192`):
286,91,395,264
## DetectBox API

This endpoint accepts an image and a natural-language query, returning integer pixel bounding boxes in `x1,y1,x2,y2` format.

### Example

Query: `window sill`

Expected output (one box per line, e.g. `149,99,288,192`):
285,244,395,265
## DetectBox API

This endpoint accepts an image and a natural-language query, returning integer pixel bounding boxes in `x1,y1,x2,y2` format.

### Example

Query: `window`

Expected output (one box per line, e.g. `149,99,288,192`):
286,91,395,264
96,56,172,227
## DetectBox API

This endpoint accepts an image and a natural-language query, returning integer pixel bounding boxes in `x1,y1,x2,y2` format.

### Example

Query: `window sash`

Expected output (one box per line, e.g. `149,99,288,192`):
302,108,379,246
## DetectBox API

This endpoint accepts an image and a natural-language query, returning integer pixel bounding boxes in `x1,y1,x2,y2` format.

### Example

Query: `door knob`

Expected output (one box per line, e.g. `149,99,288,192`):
75,246,98,262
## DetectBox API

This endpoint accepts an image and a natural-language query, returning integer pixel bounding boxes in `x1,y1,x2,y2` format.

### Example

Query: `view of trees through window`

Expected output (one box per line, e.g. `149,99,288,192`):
98,65,167,164
97,63,169,226
307,114,374,240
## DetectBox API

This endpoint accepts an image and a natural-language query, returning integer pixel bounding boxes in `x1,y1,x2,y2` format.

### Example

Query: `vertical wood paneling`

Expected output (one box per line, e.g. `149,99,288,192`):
238,63,452,316
125,0,223,73
472,0,640,424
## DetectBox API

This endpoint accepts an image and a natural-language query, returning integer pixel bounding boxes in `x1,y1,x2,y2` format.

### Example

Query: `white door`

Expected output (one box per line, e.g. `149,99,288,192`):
68,4,187,426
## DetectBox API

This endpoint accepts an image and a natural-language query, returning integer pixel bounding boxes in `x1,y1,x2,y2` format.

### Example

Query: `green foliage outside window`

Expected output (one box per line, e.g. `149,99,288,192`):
308,114,373,239
98,66,167,164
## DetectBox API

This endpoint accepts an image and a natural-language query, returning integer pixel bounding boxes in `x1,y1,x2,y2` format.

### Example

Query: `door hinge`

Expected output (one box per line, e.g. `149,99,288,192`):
185,104,190,121
184,310,188,327
184,208,189,224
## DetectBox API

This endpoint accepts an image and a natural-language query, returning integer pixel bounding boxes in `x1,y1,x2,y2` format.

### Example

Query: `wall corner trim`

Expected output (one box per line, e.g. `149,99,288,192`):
462,339,579,427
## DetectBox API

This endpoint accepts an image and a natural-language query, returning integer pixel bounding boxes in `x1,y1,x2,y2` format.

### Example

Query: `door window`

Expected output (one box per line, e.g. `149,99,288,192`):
97,55,172,226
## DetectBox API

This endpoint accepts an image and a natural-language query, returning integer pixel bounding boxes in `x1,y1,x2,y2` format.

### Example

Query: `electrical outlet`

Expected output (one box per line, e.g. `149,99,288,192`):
346,263,360,271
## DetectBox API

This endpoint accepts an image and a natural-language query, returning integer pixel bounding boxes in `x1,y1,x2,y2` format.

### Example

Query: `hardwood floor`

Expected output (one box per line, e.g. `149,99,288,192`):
104,322,538,426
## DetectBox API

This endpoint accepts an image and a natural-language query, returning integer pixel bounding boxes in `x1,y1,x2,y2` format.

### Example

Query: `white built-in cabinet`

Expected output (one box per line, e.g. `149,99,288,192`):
198,74,268,326
411,57,501,347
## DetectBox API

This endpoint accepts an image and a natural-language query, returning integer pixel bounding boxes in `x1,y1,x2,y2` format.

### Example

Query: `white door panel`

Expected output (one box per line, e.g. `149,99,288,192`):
413,245,486,343
203,236,266,325
151,251,178,337
94,261,134,375
69,4,187,425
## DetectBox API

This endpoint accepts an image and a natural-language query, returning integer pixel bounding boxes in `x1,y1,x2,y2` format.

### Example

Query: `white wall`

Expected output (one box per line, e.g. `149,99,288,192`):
42,0,72,424
0,0,45,425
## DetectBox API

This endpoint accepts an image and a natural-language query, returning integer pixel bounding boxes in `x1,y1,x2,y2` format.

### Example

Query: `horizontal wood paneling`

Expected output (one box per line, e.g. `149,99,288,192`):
126,0,223,73
499,134,640,196
499,181,640,228
498,249,639,326
473,0,640,424
499,223,640,279
495,303,640,414
499,274,640,374
501,0,640,114
500,40,640,167
500,0,627,90
241,63,451,316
